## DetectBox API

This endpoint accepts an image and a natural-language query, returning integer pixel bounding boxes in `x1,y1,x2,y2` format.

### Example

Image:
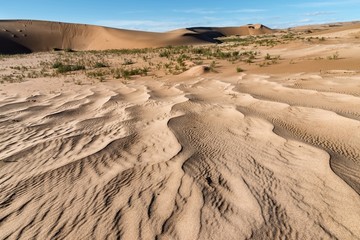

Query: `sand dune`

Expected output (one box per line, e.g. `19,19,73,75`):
1,21,360,239
0,20,273,54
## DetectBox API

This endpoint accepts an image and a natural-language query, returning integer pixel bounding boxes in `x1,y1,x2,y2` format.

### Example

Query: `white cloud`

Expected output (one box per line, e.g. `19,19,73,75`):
291,0,360,7
226,9,267,13
298,18,312,23
96,9,270,32
96,20,181,32
305,11,336,16
173,9,217,14
95,13,272,32
269,16,343,29
95,19,222,32
173,8,266,15
119,10,150,15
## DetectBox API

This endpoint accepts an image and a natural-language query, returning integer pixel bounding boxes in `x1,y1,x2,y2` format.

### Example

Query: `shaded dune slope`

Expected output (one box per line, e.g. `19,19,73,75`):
0,20,274,54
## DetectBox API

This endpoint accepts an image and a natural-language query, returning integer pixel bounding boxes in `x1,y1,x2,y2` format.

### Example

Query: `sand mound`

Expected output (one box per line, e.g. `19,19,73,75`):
180,65,211,77
0,20,274,54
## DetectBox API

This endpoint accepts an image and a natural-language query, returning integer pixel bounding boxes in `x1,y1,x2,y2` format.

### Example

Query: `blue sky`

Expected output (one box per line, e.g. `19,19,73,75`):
1,0,359,32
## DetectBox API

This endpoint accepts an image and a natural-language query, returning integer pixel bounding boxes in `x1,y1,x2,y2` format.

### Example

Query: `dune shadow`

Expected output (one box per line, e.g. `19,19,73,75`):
0,37,32,54
184,28,224,43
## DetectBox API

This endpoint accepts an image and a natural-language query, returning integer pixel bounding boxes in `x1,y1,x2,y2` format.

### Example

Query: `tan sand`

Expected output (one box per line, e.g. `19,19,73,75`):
0,20,273,54
0,21,359,240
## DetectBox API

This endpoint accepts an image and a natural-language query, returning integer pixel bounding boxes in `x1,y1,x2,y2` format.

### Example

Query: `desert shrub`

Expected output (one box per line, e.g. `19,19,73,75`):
52,61,63,69
94,62,109,68
264,53,280,62
87,70,107,78
112,67,149,79
236,67,244,72
159,50,171,58
53,62,85,73
123,59,135,65
282,33,295,39
103,48,150,55
327,52,339,60
209,61,218,72
232,51,240,57
60,65,85,73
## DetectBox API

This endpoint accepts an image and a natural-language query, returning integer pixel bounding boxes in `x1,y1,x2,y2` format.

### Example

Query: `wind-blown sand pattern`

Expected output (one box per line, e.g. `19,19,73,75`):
1,21,360,240
1,74,360,239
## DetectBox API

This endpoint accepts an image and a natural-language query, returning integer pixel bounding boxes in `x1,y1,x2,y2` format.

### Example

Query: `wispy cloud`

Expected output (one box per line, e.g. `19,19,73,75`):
225,9,267,13
97,20,168,28
96,20,180,31
269,16,341,29
95,19,219,32
173,9,217,14
173,8,266,15
291,0,360,8
298,18,312,23
304,11,336,16
119,10,150,15
99,8,268,31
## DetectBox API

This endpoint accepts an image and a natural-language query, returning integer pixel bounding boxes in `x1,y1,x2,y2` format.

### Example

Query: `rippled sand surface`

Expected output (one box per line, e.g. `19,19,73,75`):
1,71,359,239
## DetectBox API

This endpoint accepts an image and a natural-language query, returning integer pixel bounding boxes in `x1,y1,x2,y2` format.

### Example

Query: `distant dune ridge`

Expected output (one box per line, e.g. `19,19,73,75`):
0,20,274,54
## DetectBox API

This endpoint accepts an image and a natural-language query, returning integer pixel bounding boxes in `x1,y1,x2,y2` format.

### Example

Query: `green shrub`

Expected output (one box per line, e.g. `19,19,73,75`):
209,61,217,72
52,61,63,69
159,50,171,58
94,62,108,68
87,70,106,79
53,62,85,73
112,67,149,79
236,67,244,72
123,59,135,65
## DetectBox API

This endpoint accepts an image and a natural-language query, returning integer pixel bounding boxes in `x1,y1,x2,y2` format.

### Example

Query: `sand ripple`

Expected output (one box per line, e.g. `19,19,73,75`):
1,75,360,239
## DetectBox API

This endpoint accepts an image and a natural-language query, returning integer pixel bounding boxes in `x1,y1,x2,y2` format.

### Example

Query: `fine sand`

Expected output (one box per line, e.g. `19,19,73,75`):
0,21,360,240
